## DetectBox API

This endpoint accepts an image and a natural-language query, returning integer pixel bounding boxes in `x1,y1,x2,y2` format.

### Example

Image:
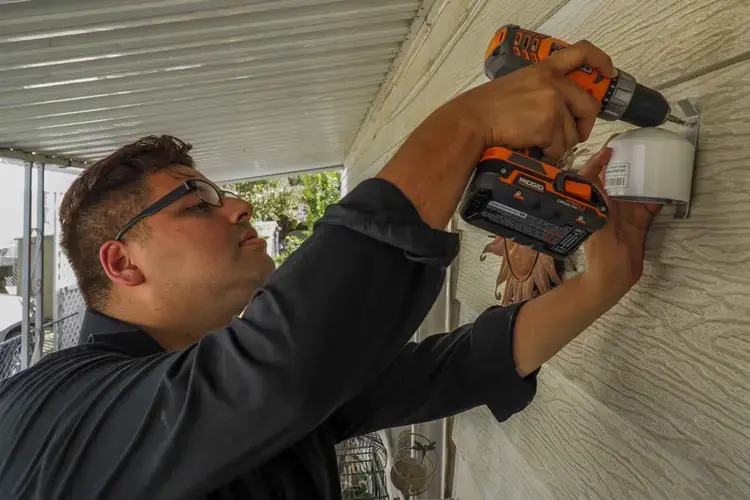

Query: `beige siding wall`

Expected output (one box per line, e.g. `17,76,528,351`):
344,0,750,497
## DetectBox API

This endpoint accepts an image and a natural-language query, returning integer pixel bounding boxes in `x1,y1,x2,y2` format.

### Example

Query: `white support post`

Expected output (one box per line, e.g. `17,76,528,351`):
52,192,60,352
20,161,33,370
33,163,45,363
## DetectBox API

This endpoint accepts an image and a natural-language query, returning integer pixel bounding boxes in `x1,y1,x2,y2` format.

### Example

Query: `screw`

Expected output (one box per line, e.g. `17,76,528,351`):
515,190,522,196
601,206,607,212
500,168,507,174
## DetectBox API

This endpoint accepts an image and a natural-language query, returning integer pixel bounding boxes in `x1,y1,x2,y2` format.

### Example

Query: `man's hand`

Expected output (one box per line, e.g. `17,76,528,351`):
377,40,616,229
453,40,616,161
511,147,662,377
578,146,663,298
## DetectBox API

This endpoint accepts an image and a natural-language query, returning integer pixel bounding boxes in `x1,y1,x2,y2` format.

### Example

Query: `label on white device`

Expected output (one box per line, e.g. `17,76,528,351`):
605,162,630,188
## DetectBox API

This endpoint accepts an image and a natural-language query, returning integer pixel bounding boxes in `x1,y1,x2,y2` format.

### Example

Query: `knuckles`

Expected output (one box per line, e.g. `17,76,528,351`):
574,39,594,50
528,64,554,85
535,108,560,142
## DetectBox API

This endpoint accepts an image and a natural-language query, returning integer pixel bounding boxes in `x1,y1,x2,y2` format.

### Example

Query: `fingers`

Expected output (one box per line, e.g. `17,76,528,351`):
561,105,580,154
579,146,613,187
552,75,600,123
543,75,599,159
542,40,614,144
543,100,580,160
553,74,600,141
542,101,567,161
544,40,616,78
551,41,614,141
575,116,597,143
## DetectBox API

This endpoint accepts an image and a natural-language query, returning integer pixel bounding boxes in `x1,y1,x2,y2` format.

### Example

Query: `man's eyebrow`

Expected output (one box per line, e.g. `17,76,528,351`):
165,167,199,180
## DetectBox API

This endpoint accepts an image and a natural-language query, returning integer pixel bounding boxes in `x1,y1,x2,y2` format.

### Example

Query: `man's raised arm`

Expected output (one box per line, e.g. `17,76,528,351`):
376,40,613,230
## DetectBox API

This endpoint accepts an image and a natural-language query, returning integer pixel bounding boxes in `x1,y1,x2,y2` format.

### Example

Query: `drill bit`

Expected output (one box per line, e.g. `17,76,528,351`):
665,114,690,126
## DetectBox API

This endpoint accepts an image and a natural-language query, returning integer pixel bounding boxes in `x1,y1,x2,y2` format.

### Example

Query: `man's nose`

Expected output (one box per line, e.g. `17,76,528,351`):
223,196,253,224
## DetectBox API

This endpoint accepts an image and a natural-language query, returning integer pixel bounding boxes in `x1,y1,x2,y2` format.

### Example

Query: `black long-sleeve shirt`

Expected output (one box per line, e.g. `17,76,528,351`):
0,178,538,499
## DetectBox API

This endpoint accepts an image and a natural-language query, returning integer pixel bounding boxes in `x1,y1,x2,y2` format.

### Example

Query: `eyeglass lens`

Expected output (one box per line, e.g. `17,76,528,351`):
196,180,222,206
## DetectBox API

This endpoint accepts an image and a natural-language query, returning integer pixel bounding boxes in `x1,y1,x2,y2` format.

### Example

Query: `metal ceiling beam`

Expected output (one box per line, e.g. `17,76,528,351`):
210,163,344,185
0,147,88,168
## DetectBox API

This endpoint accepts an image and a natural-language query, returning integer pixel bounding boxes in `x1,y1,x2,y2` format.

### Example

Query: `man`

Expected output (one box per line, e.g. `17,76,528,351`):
0,41,659,499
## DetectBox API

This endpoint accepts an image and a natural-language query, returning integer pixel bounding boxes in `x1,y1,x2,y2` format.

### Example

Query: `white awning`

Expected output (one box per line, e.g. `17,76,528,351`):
0,0,428,182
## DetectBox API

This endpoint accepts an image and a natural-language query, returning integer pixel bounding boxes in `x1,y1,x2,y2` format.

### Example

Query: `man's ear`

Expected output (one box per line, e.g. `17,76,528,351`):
99,241,145,286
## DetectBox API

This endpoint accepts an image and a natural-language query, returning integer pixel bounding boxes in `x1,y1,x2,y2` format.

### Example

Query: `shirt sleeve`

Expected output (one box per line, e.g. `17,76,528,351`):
0,178,461,500
328,302,539,443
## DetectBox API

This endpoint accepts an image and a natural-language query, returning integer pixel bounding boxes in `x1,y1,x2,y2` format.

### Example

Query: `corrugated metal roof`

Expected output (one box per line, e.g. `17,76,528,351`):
0,0,426,182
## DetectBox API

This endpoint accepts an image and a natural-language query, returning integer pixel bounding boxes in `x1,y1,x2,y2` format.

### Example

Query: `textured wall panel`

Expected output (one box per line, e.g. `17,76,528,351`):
343,0,750,497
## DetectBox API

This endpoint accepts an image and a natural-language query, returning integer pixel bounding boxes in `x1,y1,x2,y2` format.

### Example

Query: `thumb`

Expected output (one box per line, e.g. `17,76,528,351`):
578,146,612,188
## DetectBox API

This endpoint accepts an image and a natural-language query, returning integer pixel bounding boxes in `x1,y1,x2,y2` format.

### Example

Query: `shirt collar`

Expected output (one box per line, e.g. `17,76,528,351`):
78,309,165,357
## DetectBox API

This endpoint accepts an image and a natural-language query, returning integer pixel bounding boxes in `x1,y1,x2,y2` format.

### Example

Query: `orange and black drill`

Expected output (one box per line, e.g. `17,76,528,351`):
459,25,685,258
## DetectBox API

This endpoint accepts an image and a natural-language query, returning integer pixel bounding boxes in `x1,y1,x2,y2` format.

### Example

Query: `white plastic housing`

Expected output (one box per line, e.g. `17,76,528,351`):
603,127,695,204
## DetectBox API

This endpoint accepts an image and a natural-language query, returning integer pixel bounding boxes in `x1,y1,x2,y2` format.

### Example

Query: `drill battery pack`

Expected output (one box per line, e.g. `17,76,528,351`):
459,148,609,259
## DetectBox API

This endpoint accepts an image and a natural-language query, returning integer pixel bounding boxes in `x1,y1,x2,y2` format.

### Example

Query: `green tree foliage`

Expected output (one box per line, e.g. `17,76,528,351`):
229,170,342,265
298,171,342,229
272,233,307,266
232,178,301,224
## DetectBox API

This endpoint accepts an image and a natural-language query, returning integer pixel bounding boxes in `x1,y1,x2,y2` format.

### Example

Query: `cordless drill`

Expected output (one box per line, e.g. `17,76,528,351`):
459,25,684,259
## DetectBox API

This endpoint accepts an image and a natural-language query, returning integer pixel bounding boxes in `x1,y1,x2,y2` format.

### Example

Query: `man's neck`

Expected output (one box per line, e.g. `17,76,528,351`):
103,300,232,351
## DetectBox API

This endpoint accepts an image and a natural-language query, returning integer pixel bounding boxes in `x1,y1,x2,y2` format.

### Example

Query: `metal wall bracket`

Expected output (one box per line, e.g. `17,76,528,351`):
673,99,700,220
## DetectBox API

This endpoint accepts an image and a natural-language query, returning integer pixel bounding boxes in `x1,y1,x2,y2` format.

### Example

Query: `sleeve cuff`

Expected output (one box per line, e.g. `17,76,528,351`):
314,177,460,268
469,301,539,422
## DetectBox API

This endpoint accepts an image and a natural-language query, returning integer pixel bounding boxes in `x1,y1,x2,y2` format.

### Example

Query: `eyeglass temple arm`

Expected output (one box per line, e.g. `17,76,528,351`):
114,184,191,241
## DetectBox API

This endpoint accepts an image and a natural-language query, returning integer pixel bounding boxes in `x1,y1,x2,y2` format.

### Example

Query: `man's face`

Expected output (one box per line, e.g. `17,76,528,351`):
128,165,275,315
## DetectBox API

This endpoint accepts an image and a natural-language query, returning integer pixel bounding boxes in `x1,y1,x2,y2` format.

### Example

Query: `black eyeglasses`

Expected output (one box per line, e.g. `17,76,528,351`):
114,179,238,241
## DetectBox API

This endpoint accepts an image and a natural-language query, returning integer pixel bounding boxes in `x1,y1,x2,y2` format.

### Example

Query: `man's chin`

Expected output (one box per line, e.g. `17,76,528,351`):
232,252,274,288
262,254,276,275
254,252,276,279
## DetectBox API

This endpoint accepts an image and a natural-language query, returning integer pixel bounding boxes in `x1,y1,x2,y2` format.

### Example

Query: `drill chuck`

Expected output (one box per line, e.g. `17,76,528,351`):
621,82,672,127
599,69,636,122
600,70,671,127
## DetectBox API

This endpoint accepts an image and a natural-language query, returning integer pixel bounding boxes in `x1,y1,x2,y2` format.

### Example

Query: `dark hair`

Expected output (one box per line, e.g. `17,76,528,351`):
59,135,195,310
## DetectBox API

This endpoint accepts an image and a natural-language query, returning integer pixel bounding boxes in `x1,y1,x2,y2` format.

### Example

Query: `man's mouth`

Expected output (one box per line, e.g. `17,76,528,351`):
239,227,264,247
